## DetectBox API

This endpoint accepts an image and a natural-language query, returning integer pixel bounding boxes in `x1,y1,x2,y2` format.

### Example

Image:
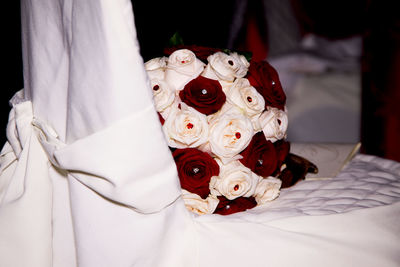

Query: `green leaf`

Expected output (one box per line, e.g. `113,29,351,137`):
168,32,184,47
222,48,232,54
241,51,253,62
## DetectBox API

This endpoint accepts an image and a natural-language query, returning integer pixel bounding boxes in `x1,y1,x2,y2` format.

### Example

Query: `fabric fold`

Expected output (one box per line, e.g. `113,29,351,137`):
35,105,182,213
66,0,153,143
0,96,53,267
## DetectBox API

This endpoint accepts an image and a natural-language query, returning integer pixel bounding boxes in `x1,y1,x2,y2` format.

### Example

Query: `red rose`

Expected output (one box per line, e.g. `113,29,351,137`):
179,76,226,115
164,45,222,62
157,112,165,125
246,61,286,110
274,139,290,168
214,196,257,215
173,148,219,199
239,132,278,177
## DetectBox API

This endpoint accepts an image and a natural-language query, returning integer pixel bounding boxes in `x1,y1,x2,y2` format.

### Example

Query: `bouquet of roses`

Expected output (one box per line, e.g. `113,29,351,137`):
145,45,290,215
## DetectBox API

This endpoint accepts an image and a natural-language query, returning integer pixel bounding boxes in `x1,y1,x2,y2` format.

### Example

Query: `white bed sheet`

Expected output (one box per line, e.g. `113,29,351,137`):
193,154,400,267
213,154,400,221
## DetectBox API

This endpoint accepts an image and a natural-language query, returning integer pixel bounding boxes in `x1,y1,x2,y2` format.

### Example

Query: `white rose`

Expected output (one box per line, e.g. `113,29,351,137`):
226,78,265,118
164,49,205,91
208,107,254,162
219,80,234,94
210,160,261,200
206,101,235,124
253,177,282,205
181,190,219,215
150,78,175,112
158,101,178,122
201,64,219,80
163,103,209,148
250,113,263,132
259,107,288,142
204,52,250,82
145,57,168,80
145,56,168,70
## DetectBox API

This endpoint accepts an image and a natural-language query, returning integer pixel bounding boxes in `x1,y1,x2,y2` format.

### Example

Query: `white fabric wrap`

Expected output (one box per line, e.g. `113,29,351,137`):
0,95,53,267
35,106,181,213
1,0,195,267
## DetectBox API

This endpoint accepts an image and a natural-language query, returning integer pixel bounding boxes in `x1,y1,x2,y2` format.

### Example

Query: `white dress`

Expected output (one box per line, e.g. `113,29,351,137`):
0,0,399,266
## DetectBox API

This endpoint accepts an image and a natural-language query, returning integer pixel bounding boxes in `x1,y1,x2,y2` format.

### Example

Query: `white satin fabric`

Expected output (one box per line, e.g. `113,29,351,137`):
1,0,400,267
2,0,193,266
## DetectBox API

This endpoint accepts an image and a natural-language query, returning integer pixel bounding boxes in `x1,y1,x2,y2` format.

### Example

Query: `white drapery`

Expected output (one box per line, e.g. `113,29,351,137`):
1,0,193,266
1,1,400,267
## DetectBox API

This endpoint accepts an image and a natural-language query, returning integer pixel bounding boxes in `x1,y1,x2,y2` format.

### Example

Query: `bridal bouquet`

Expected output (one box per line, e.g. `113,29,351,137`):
145,46,289,215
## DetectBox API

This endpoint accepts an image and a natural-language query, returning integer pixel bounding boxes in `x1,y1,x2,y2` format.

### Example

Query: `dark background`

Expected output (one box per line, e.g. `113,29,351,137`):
3,0,400,162
2,1,23,145
131,0,236,61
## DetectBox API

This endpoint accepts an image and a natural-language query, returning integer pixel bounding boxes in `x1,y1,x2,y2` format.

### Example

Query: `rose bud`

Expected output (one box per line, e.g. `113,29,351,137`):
246,61,286,110
164,45,223,62
214,196,257,215
179,75,226,115
163,103,209,149
181,189,219,215
203,52,250,82
259,107,288,143
173,148,220,199
144,56,168,80
208,108,254,162
164,49,205,91
239,132,278,177
209,160,261,200
226,78,265,118
274,139,290,169
253,177,282,205
150,78,175,113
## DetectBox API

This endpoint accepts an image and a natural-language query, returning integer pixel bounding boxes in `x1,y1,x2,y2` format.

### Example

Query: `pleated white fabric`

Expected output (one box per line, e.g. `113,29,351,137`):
2,0,194,266
1,0,400,267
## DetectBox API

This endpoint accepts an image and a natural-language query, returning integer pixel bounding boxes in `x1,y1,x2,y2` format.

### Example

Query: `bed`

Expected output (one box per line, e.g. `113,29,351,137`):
0,1,399,266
